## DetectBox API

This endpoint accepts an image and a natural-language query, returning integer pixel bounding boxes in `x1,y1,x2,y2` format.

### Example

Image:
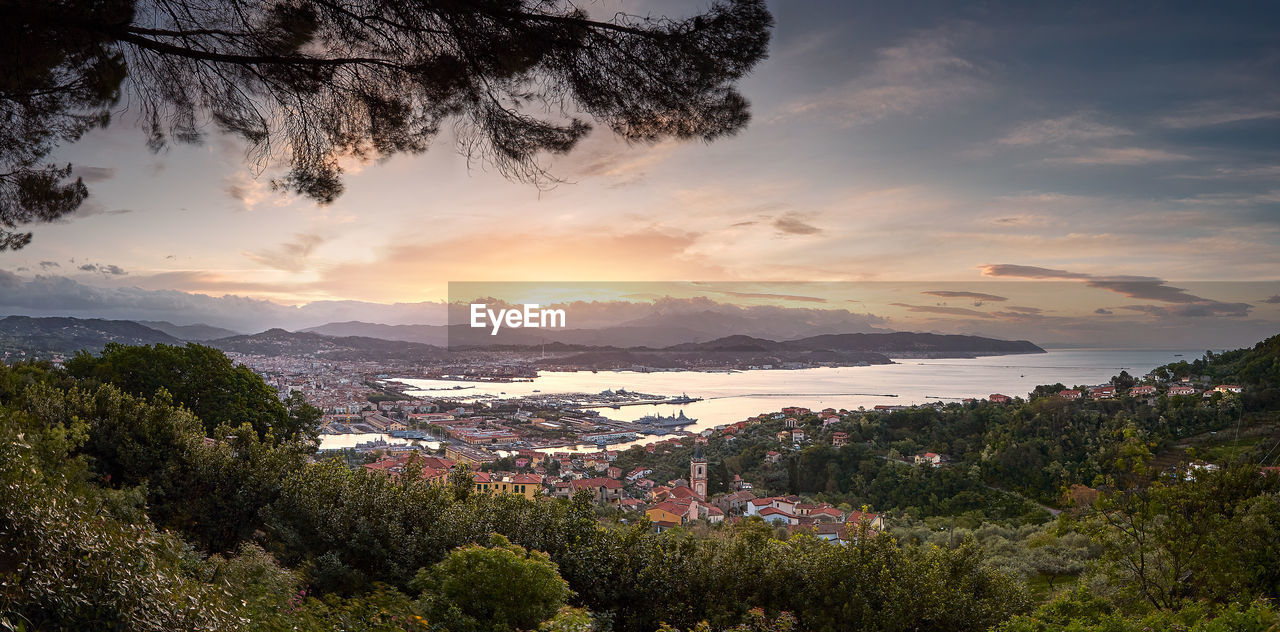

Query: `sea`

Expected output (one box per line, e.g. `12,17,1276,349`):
319,348,1203,452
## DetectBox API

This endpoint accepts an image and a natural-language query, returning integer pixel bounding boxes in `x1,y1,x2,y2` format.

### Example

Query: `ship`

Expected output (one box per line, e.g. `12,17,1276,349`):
635,409,697,427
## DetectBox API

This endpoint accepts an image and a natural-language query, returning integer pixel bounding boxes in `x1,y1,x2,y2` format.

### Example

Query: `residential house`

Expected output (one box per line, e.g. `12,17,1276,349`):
715,490,757,514
627,467,653,481
553,477,624,505
757,507,799,525
846,510,885,531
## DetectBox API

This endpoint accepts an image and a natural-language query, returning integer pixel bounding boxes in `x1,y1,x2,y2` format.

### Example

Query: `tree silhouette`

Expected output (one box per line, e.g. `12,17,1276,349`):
0,0,773,248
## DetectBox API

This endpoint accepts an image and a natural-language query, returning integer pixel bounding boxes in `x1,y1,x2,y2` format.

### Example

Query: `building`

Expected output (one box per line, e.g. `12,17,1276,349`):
914,452,947,467
715,490,757,514
846,510,885,531
757,506,799,525
988,393,1011,403
1129,385,1157,396
690,445,708,500
1089,386,1116,399
553,477,624,505
646,499,695,526
1169,385,1198,396
473,472,544,499
831,431,848,447
1059,389,1083,400
445,444,498,465
1215,384,1243,394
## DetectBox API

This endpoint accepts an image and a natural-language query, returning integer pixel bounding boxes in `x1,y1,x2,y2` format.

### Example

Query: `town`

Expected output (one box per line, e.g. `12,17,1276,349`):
264,351,1252,541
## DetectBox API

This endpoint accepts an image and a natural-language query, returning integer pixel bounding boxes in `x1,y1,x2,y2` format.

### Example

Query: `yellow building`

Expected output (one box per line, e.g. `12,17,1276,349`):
645,499,693,525
473,472,544,499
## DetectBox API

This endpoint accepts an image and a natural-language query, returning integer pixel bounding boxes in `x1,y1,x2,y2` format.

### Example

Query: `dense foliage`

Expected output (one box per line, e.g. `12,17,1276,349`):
65,342,321,443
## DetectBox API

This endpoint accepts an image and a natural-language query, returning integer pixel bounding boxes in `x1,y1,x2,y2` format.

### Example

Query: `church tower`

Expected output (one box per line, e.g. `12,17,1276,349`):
690,444,708,499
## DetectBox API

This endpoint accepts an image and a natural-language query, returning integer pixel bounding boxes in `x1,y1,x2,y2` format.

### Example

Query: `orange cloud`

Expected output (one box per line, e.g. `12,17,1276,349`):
318,227,733,302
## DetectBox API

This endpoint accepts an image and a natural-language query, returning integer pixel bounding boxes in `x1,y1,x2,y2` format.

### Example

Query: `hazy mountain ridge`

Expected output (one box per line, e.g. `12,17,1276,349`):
0,316,1044,367
0,315,181,355
206,328,450,362
137,321,243,341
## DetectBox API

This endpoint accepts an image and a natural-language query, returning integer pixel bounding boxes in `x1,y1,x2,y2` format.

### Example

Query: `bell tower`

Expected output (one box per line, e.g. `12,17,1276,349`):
690,444,707,499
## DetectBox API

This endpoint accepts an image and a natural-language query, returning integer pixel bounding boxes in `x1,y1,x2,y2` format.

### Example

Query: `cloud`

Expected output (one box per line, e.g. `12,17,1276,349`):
710,290,828,303
773,213,822,236
0,273,448,332
1002,305,1044,314
564,138,678,187
978,264,1090,280
1158,102,1280,129
67,200,133,219
980,263,1253,317
77,263,128,276
989,214,1053,227
38,261,60,269
889,302,995,319
1264,295,1280,304
921,290,1008,304
318,226,731,302
997,112,1132,146
223,172,293,210
772,27,983,127
71,166,118,183
1047,147,1192,166
245,232,328,273
1095,308,1113,315
1118,303,1253,318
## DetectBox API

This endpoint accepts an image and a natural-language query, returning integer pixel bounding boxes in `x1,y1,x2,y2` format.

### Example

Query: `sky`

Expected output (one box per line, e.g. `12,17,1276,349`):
2,0,1279,347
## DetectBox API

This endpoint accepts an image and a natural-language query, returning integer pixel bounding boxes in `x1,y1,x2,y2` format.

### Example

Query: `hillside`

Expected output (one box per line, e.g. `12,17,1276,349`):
137,320,242,341
0,315,181,355
208,328,449,362
300,321,448,345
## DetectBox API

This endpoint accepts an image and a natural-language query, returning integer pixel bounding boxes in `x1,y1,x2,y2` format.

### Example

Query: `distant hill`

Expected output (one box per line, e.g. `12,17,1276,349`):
300,321,447,346
0,315,181,356
528,332,1043,370
137,321,242,341
208,328,449,363
783,332,1045,355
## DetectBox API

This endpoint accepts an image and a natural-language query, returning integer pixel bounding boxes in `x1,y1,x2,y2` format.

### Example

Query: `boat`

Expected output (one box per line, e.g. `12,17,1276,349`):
635,410,697,427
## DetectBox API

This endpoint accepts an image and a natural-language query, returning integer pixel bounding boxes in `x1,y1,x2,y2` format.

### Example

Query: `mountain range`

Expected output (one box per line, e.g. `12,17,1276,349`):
0,315,1045,366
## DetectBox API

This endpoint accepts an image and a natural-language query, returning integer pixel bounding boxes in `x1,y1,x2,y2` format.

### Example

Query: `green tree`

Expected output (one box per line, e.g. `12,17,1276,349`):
412,534,573,632
65,342,318,443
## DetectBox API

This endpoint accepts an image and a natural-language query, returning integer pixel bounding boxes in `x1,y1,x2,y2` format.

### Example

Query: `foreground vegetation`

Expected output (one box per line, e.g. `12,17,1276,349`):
1,335,1278,631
